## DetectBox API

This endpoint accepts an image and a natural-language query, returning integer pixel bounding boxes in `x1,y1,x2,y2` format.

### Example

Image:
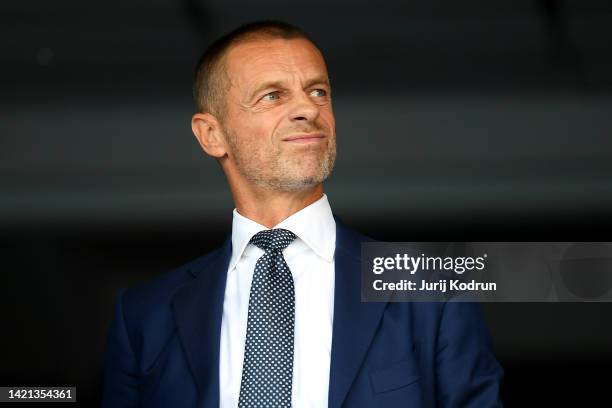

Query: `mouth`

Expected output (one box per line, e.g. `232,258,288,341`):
281,133,326,144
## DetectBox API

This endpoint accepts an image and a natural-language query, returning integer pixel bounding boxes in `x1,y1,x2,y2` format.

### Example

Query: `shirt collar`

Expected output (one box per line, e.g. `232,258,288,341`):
228,194,336,271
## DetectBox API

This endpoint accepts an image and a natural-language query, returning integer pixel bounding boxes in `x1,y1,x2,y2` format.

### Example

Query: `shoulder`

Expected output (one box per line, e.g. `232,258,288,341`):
119,243,227,319
337,219,481,320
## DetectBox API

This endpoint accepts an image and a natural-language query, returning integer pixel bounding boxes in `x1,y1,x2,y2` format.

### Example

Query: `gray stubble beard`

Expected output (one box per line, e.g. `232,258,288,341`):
225,127,337,192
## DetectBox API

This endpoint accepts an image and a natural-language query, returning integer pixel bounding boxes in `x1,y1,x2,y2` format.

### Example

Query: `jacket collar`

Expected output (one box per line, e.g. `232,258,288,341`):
172,237,231,407
327,217,388,408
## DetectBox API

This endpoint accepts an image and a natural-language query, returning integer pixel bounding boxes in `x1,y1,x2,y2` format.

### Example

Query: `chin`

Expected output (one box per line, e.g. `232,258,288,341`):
269,155,334,191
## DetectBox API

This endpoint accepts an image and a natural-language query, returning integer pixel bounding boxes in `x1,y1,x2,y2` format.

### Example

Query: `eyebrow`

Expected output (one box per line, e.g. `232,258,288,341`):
303,75,331,89
248,80,286,101
247,75,331,101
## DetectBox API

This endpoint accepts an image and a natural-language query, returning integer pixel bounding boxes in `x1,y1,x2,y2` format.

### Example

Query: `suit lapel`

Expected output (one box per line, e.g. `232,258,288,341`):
172,237,231,407
328,220,388,408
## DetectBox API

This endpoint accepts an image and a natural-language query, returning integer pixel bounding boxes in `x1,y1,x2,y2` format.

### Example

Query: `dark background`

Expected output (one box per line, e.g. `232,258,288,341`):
2,0,612,406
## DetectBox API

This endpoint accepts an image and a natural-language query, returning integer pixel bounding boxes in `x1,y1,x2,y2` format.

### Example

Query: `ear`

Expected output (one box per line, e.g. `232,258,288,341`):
191,112,229,158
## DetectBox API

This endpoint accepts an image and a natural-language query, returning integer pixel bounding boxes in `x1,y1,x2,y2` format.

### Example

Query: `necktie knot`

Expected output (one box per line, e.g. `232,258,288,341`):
249,228,297,252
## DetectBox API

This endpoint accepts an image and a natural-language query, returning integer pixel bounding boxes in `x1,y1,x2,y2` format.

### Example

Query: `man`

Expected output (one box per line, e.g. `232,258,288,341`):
103,21,503,407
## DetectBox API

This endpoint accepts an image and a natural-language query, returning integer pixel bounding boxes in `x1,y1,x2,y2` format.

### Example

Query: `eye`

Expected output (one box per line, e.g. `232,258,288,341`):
261,91,280,101
310,89,327,97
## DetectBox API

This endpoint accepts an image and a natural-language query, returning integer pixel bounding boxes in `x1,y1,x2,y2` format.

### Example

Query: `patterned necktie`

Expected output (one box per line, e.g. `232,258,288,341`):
238,228,298,408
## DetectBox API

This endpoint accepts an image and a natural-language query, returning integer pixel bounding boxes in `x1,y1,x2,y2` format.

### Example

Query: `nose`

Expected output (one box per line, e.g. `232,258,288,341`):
289,91,320,123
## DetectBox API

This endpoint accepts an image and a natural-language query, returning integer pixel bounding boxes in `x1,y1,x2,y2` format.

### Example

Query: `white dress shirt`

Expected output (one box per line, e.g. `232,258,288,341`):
219,194,336,408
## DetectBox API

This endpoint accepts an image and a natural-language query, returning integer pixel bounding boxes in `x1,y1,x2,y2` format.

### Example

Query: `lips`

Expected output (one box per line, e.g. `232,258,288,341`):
282,134,325,143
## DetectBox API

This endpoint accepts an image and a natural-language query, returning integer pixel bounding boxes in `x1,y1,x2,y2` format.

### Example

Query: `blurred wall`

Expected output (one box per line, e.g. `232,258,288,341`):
2,1,612,405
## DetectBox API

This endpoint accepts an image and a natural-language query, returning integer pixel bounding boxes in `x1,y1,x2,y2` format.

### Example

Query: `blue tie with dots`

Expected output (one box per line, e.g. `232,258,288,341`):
238,228,298,408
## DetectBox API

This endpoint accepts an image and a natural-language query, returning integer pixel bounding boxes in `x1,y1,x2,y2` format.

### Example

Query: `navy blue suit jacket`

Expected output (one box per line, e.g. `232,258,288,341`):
103,220,503,407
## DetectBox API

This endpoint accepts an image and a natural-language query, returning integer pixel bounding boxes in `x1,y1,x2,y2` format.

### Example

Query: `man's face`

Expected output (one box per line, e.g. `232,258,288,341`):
219,37,336,192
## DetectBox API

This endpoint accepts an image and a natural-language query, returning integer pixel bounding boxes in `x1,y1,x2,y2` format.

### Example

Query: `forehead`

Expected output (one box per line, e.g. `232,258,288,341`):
224,37,328,88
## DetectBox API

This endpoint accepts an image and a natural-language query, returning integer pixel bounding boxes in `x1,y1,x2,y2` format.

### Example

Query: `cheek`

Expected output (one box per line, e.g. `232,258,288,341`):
230,123,276,156
247,112,285,140
227,112,265,145
321,109,336,132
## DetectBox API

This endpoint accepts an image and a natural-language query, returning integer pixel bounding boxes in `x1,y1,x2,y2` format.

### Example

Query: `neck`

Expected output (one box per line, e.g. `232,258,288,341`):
232,184,324,228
